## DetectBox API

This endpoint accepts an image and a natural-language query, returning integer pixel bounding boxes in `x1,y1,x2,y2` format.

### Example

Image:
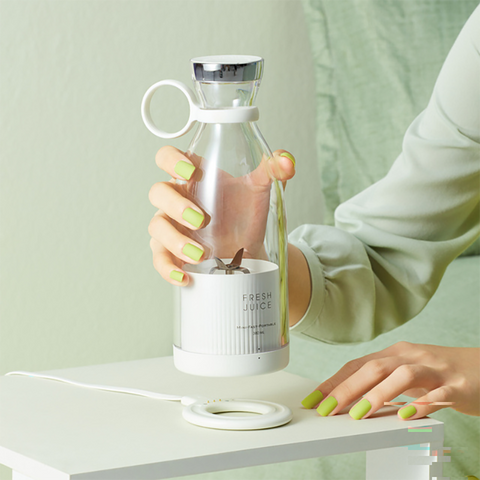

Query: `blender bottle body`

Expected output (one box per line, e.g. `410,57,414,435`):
142,56,289,376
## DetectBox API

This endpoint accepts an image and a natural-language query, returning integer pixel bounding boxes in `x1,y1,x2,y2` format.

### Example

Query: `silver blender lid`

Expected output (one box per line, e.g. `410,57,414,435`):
191,55,263,83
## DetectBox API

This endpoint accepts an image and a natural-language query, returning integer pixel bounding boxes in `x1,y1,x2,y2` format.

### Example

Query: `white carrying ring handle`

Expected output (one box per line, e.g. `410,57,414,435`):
141,79,259,139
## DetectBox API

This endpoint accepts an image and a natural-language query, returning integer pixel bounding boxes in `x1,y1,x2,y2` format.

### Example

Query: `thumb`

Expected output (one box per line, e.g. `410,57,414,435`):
274,150,296,190
248,150,296,188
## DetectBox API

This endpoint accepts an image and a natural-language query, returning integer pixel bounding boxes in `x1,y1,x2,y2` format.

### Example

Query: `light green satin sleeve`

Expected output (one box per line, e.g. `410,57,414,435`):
289,5,480,344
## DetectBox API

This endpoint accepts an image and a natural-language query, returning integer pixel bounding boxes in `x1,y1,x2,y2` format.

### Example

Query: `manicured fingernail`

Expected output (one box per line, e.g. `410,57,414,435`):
399,405,417,419
317,396,338,417
169,270,184,282
301,390,323,409
182,207,204,228
174,161,195,180
349,398,371,420
182,243,204,262
280,152,296,167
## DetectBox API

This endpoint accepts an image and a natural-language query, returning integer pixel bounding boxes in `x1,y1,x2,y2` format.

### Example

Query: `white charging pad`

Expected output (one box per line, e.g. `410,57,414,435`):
182,398,293,430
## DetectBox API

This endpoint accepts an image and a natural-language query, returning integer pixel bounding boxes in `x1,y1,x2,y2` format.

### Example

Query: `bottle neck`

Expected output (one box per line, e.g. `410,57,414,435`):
195,81,260,108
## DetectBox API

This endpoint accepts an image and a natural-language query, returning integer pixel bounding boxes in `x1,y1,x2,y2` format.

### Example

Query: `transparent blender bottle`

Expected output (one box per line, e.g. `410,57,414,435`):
141,55,289,376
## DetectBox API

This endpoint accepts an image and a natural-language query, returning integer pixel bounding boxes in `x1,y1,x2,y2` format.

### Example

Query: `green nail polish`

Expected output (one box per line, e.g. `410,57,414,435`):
169,270,184,282
174,161,195,180
317,396,338,417
182,207,204,228
301,390,323,409
182,243,203,262
349,398,371,420
399,405,417,419
280,152,296,167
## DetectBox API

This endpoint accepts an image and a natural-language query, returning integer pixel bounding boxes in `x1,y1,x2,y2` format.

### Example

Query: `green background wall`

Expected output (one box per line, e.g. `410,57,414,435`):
0,2,319,478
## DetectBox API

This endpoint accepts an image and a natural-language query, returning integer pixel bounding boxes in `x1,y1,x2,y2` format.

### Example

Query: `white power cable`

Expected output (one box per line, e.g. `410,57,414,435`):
5,370,186,402
5,371,293,430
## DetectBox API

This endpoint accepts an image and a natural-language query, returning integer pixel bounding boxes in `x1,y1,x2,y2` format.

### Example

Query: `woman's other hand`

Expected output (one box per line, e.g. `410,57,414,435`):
301,342,480,420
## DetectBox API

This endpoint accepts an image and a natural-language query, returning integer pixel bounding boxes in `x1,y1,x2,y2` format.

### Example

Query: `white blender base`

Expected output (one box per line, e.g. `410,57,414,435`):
173,344,289,377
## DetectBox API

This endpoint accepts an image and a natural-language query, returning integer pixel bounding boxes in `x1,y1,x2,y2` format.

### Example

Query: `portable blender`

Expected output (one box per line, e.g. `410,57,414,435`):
2,58,295,435
141,55,289,377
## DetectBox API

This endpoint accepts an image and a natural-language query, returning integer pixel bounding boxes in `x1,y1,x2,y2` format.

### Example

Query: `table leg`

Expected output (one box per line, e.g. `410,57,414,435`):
366,440,448,480
12,472,35,480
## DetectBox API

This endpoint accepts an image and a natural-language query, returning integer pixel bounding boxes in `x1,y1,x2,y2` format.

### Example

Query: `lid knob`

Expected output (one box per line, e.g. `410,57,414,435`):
191,55,263,83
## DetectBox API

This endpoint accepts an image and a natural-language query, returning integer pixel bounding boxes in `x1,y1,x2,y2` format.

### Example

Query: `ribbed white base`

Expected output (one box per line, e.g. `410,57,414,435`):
173,344,289,377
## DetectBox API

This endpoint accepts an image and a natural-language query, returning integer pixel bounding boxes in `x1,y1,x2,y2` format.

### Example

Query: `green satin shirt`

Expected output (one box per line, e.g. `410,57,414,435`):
290,5,480,344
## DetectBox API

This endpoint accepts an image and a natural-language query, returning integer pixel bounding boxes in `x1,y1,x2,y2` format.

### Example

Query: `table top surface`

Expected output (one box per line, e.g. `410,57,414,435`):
0,356,443,480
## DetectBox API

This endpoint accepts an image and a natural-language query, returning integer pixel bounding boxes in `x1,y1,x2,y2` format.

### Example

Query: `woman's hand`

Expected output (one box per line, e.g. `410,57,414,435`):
301,342,480,420
148,146,295,286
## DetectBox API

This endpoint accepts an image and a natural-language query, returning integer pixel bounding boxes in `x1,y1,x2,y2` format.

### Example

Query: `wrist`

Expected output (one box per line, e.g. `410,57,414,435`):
287,243,312,326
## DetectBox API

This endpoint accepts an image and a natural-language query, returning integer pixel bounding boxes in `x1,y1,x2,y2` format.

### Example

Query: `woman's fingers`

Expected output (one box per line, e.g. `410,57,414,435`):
301,347,399,409
149,182,205,230
155,145,199,181
314,357,406,417
347,364,440,420
148,214,205,264
156,145,294,186
398,386,455,420
313,360,440,419
150,238,188,286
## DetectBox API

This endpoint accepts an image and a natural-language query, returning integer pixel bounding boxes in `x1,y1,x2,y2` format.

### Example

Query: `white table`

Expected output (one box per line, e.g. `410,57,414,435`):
0,357,447,480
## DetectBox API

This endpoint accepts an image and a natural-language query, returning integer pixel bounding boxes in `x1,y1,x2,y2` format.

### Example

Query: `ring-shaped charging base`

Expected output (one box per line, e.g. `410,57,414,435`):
182,399,293,430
